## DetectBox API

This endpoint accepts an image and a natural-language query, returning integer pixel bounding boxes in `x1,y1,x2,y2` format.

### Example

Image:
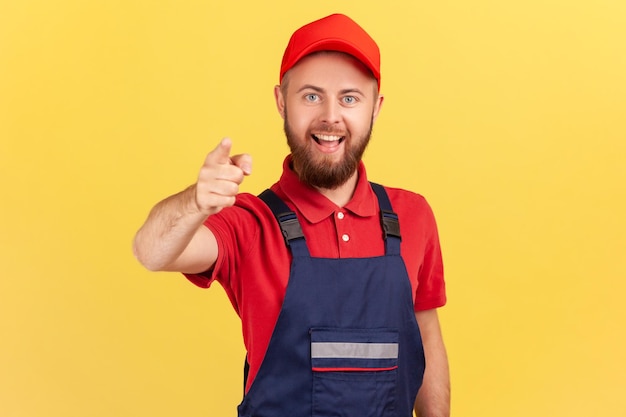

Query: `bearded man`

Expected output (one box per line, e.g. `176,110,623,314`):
133,13,450,417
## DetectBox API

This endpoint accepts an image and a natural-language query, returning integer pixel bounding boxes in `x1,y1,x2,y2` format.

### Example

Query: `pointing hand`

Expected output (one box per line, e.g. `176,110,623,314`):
194,138,252,215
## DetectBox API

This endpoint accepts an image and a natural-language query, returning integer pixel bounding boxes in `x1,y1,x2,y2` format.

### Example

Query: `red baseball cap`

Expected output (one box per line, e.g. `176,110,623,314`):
279,14,381,90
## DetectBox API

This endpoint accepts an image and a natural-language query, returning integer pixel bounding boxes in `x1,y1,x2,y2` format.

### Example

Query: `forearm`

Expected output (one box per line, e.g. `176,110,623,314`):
133,138,250,274
414,310,450,417
133,184,211,272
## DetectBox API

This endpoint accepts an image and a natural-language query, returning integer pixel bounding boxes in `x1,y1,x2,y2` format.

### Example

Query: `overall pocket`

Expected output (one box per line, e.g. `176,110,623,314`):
310,328,399,417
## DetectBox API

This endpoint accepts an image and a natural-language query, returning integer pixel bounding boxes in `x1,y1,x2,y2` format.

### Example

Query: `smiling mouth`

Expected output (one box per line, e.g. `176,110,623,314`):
312,134,345,146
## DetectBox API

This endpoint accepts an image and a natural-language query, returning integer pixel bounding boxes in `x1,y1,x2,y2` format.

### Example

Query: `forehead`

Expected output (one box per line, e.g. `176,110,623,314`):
283,51,377,93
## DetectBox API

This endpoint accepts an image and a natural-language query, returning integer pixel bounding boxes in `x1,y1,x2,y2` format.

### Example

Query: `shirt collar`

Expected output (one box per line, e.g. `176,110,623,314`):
276,155,379,224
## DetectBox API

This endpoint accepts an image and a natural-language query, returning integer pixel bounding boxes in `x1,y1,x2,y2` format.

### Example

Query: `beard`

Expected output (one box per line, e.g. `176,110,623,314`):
284,110,374,190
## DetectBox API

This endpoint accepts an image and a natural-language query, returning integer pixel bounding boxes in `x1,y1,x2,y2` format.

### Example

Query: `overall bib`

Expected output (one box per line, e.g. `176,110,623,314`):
237,183,425,417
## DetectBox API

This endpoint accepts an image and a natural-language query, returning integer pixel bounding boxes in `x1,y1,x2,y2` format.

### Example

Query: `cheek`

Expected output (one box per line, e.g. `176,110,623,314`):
344,110,372,133
286,106,314,134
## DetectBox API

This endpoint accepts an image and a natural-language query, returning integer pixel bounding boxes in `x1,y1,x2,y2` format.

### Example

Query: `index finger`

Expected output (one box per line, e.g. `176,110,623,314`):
206,137,233,166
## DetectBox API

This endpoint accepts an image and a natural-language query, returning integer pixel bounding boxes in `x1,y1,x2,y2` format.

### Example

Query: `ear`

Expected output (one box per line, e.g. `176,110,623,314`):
274,85,285,120
372,94,384,123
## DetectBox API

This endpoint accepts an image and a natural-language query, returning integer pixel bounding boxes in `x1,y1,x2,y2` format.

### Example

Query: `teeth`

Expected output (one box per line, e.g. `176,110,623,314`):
315,134,342,142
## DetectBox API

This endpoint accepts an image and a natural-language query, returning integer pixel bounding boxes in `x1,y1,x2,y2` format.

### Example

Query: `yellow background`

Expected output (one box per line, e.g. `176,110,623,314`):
2,0,625,416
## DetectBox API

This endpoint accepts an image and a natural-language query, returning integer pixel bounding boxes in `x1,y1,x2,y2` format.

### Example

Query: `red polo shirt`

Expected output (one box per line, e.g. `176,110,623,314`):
185,155,446,392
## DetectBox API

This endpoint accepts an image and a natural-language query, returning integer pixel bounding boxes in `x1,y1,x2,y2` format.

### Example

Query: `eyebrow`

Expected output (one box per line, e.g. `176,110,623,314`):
295,84,366,96
296,84,324,94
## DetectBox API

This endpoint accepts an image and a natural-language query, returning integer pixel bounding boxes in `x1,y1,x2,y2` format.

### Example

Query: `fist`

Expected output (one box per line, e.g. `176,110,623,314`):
195,138,252,215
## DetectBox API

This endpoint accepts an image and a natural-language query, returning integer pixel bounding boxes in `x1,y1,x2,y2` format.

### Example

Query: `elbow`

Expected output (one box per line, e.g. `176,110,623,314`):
132,235,164,272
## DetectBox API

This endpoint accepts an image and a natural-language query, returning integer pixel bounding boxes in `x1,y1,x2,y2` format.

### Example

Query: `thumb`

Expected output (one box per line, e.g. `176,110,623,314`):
231,153,253,176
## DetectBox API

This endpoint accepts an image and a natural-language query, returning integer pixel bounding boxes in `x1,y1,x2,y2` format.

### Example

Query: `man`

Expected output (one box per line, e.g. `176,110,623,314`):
134,13,450,417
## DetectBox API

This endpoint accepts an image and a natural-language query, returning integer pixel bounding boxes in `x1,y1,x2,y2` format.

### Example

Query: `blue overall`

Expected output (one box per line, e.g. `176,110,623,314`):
237,183,425,417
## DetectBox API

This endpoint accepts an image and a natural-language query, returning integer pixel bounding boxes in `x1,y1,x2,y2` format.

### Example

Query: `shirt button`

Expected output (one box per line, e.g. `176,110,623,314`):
342,234,350,242
337,212,345,220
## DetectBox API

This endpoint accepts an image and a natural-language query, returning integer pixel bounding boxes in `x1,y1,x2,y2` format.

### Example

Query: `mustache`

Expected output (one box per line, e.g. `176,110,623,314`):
311,124,347,136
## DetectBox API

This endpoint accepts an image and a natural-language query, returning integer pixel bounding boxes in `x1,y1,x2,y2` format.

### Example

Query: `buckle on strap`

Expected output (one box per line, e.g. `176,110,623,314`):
277,212,304,245
380,209,401,240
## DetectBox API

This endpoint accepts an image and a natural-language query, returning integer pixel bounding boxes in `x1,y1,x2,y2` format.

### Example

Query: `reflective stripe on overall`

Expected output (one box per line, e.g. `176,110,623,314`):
237,183,425,417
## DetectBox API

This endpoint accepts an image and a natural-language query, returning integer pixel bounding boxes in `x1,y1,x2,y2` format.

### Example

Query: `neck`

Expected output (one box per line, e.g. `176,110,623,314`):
315,171,359,207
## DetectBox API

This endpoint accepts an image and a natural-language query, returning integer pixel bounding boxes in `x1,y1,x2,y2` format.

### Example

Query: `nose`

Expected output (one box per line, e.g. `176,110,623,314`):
320,99,341,124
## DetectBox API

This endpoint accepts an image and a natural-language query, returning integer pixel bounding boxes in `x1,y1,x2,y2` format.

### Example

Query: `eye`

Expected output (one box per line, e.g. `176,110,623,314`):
342,96,357,105
305,94,319,102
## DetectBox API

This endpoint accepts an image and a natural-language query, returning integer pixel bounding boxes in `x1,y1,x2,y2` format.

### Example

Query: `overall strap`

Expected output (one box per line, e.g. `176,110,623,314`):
370,182,402,255
258,189,310,257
